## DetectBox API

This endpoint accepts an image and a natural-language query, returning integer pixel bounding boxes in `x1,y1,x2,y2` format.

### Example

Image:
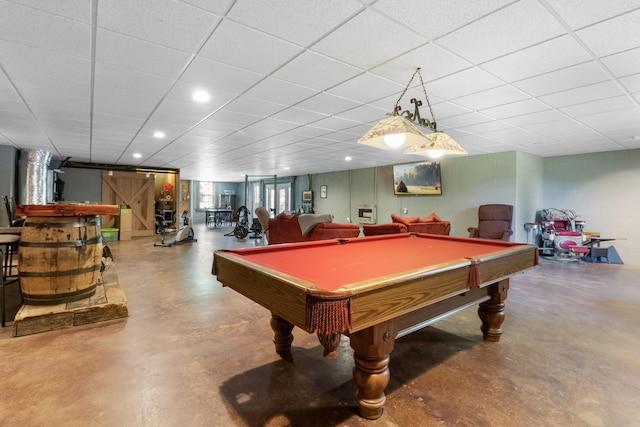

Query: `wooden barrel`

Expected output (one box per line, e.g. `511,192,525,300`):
19,215,102,305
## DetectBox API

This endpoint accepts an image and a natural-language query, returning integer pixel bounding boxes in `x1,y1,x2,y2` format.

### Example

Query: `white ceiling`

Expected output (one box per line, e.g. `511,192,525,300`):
1,0,640,182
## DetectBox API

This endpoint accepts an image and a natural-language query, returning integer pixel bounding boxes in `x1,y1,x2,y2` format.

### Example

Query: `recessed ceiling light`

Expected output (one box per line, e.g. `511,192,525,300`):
133,153,142,159
345,156,352,161
153,131,165,138
192,90,210,102
284,166,290,170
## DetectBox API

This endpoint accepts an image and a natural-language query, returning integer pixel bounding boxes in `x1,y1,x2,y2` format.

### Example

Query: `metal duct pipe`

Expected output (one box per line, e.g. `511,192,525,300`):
19,149,52,205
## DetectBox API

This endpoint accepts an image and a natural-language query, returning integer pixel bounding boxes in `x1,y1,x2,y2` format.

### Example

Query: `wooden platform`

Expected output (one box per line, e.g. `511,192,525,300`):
12,266,128,337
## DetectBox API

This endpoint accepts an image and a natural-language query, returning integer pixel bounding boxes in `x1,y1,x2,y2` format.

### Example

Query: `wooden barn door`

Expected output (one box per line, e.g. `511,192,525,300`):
101,171,156,237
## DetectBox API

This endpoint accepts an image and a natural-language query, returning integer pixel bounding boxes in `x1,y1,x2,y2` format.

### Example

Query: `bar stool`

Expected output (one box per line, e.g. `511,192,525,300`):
1,234,21,327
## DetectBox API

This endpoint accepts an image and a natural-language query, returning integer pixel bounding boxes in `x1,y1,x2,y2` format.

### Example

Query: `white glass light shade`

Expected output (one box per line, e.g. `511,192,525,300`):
383,133,406,148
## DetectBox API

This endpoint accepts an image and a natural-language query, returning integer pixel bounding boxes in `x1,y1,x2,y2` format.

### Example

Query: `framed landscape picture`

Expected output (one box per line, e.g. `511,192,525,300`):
393,161,442,195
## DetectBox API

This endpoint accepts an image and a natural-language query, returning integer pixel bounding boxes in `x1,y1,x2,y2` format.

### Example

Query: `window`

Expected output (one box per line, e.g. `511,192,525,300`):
265,182,291,214
198,181,214,209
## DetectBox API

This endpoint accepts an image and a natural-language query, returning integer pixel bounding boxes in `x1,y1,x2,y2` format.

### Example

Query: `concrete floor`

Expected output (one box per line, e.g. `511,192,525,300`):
1,223,639,427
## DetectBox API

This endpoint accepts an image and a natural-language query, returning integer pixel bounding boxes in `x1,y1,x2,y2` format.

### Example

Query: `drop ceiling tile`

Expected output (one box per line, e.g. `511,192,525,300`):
476,127,542,144
316,131,361,143
426,67,504,100
601,47,640,78
92,113,145,130
197,118,246,134
98,0,218,52
94,62,175,96
253,117,304,132
482,35,592,82
455,134,514,149
199,20,303,74
373,0,512,40
522,118,596,138
452,85,530,110
8,0,91,22
20,89,89,111
540,81,627,108
180,0,234,14
312,8,427,69
380,53,472,93
208,109,262,127
334,104,388,124
139,122,196,140
243,77,319,106
287,125,333,138
94,85,161,112
182,127,229,141
620,73,640,93
91,100,150,122
428,102,472,120
295,93,362,116
147,107,204,128
0,1,90,58
270,107,328,125
165,81,237,109
559,95,637,117
480,98,551,120
179,57,264,94
227,0,363,47
0,41,90,89
503,109,566,127
460,121,514,134
310,116,361,132
514,61,610,97
437,0,566,64
546,0,640,30
576,8,640,57
96,29,192,78
436,111,494,130
327,73,405,104
272,50,362,91
230,125,282,142
579,107,640,131
225,95,288,118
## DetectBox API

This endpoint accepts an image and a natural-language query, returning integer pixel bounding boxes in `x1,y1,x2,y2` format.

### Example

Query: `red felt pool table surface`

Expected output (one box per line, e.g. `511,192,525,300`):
215,233,530,291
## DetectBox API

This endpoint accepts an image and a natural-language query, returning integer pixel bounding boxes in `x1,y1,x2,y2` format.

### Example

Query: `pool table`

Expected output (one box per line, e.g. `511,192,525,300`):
212,233,538,419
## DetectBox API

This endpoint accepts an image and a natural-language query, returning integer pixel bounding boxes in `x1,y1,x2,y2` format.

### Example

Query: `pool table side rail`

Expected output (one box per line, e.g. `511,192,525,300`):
347,244,537,332
214,250,352,331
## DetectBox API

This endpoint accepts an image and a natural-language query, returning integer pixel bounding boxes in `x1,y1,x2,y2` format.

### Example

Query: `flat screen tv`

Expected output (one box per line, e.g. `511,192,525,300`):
393,161,442,195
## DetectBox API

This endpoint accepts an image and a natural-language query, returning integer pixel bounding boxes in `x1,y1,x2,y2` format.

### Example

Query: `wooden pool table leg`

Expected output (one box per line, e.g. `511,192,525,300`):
270,315,294,355
317,332,342,359
349,320,398,419
478,279,510,342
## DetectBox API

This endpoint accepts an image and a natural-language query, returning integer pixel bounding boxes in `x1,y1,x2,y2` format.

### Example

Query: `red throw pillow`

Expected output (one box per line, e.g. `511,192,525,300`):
391,214,420,225
420,212,442,223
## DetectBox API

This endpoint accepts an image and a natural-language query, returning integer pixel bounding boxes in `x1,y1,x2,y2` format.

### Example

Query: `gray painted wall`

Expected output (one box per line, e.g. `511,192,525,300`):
56,168,103,202
0,146,19,226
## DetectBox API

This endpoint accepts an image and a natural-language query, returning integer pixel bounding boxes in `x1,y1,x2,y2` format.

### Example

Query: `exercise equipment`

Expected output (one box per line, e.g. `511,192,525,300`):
228,206,251,240
154,210,197,247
